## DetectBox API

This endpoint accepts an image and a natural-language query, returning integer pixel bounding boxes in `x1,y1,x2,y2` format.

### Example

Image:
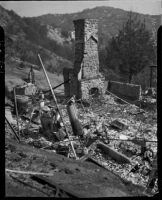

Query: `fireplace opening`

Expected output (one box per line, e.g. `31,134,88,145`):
89,87,99,97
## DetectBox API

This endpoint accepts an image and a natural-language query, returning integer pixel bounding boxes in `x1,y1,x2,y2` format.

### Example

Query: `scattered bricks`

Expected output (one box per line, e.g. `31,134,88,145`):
97,142,132,164
110,119,128,131
107,81,141,101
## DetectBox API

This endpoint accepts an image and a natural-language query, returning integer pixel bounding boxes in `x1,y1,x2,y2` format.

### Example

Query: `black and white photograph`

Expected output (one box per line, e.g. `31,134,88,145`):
1,0,161,197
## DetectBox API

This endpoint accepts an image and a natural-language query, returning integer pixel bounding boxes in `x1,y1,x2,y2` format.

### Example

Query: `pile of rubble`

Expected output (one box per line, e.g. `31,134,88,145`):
5,81,158,196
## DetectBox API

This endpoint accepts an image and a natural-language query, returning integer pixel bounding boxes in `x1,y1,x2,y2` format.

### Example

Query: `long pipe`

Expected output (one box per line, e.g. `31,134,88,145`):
13,88,20,137
44,79,70,94
38,54,77,159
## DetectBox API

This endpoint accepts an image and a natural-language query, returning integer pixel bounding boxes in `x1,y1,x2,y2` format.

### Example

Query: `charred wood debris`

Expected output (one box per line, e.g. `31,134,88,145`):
5,61,157,197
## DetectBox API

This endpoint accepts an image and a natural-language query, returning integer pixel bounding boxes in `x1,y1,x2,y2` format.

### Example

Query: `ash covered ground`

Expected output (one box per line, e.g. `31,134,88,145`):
5,91,157,197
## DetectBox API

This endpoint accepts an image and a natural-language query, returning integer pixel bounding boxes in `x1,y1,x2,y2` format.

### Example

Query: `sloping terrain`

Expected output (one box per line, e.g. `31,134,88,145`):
5,138,145,197
5,58,64,97
0,5,73,74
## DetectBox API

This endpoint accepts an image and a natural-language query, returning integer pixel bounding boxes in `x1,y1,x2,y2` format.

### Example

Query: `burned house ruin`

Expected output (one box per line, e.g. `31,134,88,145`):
63,19,105,100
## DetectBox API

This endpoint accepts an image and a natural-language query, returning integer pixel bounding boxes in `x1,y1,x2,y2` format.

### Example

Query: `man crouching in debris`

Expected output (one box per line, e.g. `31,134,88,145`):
40,106,54,138
40,106,66,141
53,108,66,141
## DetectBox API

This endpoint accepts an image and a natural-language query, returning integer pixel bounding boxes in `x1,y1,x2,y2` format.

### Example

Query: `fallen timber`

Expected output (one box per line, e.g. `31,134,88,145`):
97,142,132,164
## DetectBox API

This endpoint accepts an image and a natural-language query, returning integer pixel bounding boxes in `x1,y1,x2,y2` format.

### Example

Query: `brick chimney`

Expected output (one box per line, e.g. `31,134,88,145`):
63,19,105,100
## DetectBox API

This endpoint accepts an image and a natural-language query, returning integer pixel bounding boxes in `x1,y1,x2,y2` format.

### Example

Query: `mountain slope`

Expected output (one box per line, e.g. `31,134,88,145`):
0,5,71,93
1,5,160,92
0,5,72,74
30,6,160,46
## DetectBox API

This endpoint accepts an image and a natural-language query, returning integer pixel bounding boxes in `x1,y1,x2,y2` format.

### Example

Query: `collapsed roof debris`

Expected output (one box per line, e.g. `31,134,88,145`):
5,75,157,196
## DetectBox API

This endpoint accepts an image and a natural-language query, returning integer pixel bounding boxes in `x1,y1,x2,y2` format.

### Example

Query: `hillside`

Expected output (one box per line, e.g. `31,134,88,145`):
0,5,72,93
26,6,160,86
1,5,160,91
0,5,73,74
5,59,64,93
30,6,160,47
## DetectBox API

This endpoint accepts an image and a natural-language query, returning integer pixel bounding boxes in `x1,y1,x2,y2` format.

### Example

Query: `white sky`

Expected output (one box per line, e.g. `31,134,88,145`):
0,0,161,17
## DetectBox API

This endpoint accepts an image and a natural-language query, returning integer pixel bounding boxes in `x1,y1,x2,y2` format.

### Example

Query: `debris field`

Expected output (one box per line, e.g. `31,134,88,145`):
5,86,157,197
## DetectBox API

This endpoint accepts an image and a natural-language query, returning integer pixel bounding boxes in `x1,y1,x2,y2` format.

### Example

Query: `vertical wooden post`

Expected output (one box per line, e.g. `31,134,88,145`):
13,87,20,137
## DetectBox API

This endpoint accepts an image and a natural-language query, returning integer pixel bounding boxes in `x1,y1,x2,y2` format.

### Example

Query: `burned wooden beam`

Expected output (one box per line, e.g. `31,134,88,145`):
97,142,132,164
67,97,84,137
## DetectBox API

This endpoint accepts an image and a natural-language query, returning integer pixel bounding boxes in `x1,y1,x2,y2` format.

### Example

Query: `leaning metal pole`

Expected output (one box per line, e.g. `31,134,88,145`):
38,54,77,159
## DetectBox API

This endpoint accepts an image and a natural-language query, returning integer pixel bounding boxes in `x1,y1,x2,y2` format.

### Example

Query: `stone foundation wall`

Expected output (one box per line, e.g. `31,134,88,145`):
107,81,141,101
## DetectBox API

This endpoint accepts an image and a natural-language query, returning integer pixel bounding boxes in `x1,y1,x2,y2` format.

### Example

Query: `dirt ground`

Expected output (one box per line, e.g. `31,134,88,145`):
5,138,146,197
